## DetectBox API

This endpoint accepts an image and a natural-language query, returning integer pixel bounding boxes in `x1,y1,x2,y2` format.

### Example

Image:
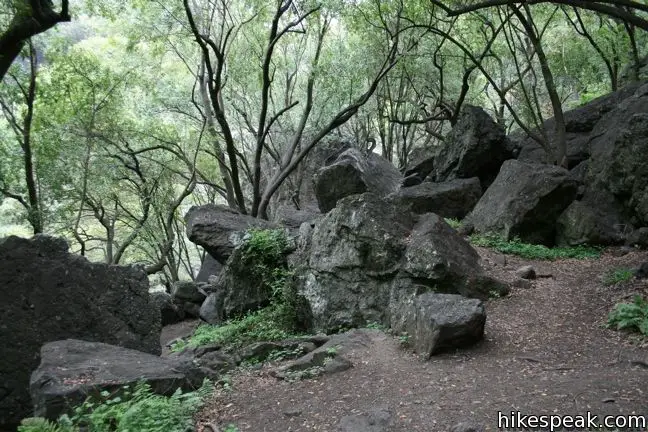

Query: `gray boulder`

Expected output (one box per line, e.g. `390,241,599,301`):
185,204,275,262
150,291,184,326
395,293,486,358
431,105,513,189
171,280,207,304
30,339,205,421
313,148,402,213
515,82,643,167
195,254,223,283
0,235,160,429
556,201,626,246
337,407,393,432
297,193,507,333
200,291,224,325
393,177,482,219
583,84,648,228
467,160,578,245
627,228,648,249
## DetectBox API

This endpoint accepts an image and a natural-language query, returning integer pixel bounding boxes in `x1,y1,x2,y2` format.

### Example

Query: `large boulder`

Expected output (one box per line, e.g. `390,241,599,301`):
466,160,578,245
296,193,507,333
30,339,205,421
313,148,402,212
393,177,482,219
583,83,648,228
515,82,644,167
393,293,486,358
431,105,513,189
185,204,276,262
556,201,626,246
150,291,185,326
0,235,161,429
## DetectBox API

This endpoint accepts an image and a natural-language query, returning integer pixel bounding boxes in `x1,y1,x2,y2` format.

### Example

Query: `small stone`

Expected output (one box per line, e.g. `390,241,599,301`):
515,265,537,280
283,408,302,417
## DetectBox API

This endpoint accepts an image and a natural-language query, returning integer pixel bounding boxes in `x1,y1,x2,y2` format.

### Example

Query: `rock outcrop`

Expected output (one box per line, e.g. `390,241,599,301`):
466,160,578,245
0,235,160,429
393,177,482,219
185,204,276,263
313,148,402,213
30,339,205,421
431,105,513,189
295,193,507,333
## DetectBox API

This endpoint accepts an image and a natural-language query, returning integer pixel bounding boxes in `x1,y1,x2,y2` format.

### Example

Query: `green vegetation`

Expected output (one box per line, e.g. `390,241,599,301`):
469,233,601,260
607,296,648,336
444,218,462,229
18,380,213,432
602,268,635,286
174,229,304,352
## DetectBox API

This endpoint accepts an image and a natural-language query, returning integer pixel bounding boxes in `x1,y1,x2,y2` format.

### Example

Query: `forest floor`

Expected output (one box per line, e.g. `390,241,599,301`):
177,247,648,432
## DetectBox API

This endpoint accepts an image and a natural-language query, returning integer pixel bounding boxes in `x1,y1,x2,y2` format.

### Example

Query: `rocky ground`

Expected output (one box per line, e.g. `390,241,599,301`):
174,247,648,432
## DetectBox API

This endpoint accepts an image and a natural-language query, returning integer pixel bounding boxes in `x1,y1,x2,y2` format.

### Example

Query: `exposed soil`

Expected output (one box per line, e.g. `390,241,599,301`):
190,247,648,431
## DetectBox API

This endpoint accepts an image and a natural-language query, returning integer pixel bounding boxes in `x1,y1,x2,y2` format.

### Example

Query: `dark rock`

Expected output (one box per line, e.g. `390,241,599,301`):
284,408,303,417
0,235,160,428
337,407,393,432
432,105,513,189
169,344,236,379
393,177,482,219
584,86,648,228
30,339,205,421
214,244,273,319
404,146,436,179
296,194,507,333
313,148,402,213
271,204,321,231
185,204,275,262
457,221,475,236
199,291,224,325
635,262,648,279
171,280,207,303
556,201,626,246
150,291,184,326
273,330,370,380
515,265,537,280
627,228,648,249
396,293,486,358
402,173,424,187
467,160,578,245
195,254,223,283
182,302,201,319
515,82,643,167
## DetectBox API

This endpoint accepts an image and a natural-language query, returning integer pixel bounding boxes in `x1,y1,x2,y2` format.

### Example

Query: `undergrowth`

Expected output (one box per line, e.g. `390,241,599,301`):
18,379,213,432
173,228,305,352
602,268,634,286
607,296,648,336
469,233,600,260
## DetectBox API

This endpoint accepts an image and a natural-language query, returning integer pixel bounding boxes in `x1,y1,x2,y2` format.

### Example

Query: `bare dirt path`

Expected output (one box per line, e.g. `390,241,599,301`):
195,248,648,431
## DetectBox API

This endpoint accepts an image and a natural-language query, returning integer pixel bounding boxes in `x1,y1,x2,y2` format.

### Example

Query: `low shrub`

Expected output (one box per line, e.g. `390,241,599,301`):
18,379,213,432
469,233,600,260
607,296,648,336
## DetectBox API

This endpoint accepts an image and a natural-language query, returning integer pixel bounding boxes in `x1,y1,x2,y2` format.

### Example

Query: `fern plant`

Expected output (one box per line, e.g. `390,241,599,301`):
607,296,648,336
19,379,214,432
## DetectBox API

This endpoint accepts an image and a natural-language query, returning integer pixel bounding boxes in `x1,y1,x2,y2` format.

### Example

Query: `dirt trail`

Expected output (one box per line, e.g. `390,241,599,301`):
196,248,648,431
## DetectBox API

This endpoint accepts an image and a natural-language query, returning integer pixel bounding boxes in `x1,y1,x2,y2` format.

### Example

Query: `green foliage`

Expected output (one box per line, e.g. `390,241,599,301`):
444,218,462,229
469,233,601,260
176,305,299,351
223,425,240,432
603,268,634,286
19,380,213,432
607,296,648,336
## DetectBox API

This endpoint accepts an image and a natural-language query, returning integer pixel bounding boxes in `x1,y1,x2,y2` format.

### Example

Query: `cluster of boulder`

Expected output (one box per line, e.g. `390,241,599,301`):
2,81,648,430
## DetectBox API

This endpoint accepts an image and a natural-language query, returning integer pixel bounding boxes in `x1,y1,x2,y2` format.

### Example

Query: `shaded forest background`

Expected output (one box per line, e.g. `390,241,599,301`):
1,0,647,286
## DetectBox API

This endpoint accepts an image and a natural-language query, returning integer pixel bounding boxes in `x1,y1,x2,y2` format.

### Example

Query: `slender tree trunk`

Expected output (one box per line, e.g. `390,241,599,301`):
22,42,42,233
514,5,567,167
